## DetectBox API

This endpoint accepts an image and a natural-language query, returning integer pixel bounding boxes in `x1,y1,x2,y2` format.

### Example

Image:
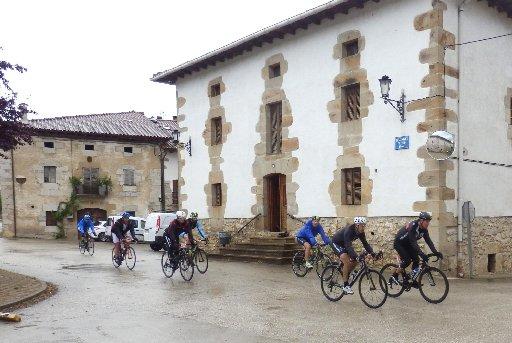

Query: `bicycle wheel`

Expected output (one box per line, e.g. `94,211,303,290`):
380,263,405,298
79,240,86,254
418,266,449,304
194,248,209,274
125,247,136,270
112,248,121,268
161,252,175,278
292,251,308,277
88,239,95,256
316,254,333,279
321,265,345,302
179,252,194,281
358,269,388,309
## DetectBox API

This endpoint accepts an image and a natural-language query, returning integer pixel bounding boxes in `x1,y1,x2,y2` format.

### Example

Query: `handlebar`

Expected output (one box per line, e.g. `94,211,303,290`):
426,253,442,263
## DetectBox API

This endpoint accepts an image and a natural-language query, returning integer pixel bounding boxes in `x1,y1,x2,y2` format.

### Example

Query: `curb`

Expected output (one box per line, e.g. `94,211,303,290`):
0,276,49,311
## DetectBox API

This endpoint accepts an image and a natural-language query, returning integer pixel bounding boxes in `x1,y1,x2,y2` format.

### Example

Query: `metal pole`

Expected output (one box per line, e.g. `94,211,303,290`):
464,203,474,278
160,153,166,212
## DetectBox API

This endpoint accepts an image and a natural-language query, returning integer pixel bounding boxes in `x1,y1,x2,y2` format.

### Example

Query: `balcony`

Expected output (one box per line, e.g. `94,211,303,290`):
75,183,109,197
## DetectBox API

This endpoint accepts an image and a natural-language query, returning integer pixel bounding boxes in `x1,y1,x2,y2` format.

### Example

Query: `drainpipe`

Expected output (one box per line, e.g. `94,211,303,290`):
10,149,17,237
160,148,166,212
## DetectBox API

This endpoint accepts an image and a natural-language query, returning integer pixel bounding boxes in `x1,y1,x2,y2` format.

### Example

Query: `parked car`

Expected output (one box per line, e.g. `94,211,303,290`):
93,221,109,242
105,215,146,242
144,212,176,251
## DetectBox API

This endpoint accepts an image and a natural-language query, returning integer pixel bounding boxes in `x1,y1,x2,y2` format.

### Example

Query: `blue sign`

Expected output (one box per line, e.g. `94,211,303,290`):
395,136,410,150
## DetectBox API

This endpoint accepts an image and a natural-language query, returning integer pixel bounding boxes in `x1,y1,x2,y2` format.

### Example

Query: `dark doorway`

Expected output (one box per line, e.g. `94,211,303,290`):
264,173,286,232
77,208,107,225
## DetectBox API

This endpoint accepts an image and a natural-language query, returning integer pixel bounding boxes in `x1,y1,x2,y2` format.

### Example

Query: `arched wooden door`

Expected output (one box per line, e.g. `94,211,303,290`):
77,208,107,225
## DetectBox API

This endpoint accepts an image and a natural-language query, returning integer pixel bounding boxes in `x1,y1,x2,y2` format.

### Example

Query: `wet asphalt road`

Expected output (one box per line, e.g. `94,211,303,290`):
0,238,511,343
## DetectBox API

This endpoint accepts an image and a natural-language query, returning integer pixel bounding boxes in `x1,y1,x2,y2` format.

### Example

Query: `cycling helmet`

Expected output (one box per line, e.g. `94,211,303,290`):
354,216,367,225
121,212,131,219
311,216,320,221
419,212,432,221
176,210,186,219
83,214,92,221
190,212,198,219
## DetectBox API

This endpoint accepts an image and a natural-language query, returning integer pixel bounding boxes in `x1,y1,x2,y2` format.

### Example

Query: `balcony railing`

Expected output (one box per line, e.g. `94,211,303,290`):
75,183,108,197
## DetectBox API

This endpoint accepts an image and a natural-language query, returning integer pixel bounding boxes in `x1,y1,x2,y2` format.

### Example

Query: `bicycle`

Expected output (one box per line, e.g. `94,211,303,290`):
111,239,136,270
320,251,388,309
161,237,195,281
380,253,449,304
292,244,333,278
191,239,209,274
79,233,95,256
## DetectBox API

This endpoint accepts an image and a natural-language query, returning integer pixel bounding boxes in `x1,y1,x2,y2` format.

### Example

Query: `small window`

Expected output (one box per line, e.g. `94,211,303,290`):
124,146,133,153
210,83,221,97
269,63,281,78
46,211,57,226
342,168,361,205
342,83,361,121
487,254,496,273
44,141,54,148
212,183,222,207
85,144,94,151
123,169,135,186
266,102,283,155
211,117,222,145
343,39,359,57
44,166,57,183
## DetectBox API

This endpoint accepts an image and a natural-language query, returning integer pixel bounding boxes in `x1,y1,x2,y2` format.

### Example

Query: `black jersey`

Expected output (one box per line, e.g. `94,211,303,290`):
332,224,374,259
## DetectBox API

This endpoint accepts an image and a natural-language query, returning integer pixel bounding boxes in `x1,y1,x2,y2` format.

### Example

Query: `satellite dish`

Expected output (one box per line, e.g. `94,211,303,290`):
426,130,455,160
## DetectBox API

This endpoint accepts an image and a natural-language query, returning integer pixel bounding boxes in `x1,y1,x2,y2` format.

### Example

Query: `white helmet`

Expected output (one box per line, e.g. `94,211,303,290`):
176,210,187,219
354,216,367,225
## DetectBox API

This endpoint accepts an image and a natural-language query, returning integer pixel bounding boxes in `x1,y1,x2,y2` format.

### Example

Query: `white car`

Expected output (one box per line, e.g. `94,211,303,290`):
106,216,146,242
94,221,109,242
144,212,176,251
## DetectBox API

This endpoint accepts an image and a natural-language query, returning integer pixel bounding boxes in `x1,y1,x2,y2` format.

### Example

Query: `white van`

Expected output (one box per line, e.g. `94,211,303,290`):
144,212,176,251
106,216,146,242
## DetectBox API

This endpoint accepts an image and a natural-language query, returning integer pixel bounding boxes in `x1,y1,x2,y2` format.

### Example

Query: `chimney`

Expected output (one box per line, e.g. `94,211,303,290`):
172,116,177,121
156,116,163,120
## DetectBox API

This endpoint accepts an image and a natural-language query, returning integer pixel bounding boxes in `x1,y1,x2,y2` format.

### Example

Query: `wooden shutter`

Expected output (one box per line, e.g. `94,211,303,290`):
124,169,134,186
267,102,282,154
172,179,178,204
343,168,362,205
46,211,57,226
83,168,99,194
212,183,222,206
344,84,360,121
44,166,56,183
211,117,222,145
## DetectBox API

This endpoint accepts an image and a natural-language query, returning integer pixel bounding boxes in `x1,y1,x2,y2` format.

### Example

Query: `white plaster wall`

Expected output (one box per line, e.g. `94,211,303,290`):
164,152,178,182
458,1,512,216
176,0,434,219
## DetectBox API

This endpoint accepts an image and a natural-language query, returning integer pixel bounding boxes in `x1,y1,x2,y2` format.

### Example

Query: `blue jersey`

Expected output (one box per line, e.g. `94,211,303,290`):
295,219,331,246
77,218,95,236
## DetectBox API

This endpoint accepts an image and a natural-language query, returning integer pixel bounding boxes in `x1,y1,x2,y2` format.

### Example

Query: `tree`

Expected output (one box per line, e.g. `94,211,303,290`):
0,48,34,158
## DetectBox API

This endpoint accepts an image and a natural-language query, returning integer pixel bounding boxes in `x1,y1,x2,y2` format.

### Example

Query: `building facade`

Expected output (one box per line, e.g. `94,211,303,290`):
0,112,178,239
152,0,512,276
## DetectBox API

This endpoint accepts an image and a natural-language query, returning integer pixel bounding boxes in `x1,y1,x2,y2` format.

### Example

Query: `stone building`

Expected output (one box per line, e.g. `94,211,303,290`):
0,112,178,239
151,0,512,277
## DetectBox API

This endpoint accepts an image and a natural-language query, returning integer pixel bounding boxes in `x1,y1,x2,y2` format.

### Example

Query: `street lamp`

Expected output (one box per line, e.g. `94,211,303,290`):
378,75,406,123
172,129,192,157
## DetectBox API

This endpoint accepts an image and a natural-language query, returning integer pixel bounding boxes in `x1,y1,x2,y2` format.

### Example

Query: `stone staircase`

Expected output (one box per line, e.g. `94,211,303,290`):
210,236,301,264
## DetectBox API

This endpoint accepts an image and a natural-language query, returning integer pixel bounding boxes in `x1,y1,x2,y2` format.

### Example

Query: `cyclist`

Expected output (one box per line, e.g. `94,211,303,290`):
112,212,138,262
77,213,96,242
164,210,195,258
181,212,207,245
330,216,376,295
391,212,443,286
295,216,331,269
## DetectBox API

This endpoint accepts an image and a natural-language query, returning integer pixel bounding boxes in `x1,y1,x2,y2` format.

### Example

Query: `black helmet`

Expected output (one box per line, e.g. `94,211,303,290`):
419,212,432,220
311,216,320,221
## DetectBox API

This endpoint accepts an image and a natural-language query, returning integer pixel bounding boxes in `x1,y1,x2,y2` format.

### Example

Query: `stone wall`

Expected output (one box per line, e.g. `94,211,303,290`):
0,154,15,238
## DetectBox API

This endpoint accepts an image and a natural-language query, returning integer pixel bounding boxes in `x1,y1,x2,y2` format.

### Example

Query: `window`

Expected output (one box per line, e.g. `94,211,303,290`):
172,179,178,205
342,168,361,205
82,168,99,194
44,166,57,183
342,83,361,121
124,146,133,153
44,141,54,148
46,211,57,226
210,83,221,97
266,102,282,154
211,117,222,145
269,63,281,78
212,183,222,206
487,254,496,273
123,169,135,186
85,144,94,151
342,39,359,57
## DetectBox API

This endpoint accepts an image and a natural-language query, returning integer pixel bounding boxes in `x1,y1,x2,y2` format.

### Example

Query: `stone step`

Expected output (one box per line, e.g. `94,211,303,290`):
249,237,296,245
233,242,301,251
219,247,299,258
209,252,292,265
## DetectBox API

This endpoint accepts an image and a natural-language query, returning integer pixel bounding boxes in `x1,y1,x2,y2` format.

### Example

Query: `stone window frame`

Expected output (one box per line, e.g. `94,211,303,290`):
43,166,57,183
43,141,54,149
342,39,359,58
211,117,223,146
45,211,57,226
210,83,221,97
269,63,281,79
266,101,283,155
341,83,361,121
212,183,222,207
123,168,135,186
84,144,95,151
341,167,362,205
